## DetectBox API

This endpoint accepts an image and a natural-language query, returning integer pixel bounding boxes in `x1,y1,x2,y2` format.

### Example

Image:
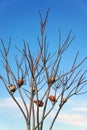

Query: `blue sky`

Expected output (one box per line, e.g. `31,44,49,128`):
0,0,87,130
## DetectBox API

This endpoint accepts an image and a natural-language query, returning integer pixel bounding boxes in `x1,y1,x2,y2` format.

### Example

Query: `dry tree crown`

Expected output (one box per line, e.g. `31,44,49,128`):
0,8,87,130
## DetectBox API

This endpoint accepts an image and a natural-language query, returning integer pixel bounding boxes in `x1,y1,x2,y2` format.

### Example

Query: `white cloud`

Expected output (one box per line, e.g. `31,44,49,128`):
54,98,87,128
0,97,23,118
0,97,28,116
73,107,87,112
0,97,21,109
48,108,87,128
58,112,87,127
1,97,87,128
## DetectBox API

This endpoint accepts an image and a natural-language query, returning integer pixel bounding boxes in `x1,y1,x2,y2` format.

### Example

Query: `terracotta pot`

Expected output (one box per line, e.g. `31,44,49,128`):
51,77,55,82
34,100,44,107
9,84,16,92
17,78,24,87
48,77,55,86
61,98,67,103
30,86,36,93
49,95,56,102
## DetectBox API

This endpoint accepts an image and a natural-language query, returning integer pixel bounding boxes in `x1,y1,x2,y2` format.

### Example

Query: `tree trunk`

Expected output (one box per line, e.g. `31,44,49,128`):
26,122,30,130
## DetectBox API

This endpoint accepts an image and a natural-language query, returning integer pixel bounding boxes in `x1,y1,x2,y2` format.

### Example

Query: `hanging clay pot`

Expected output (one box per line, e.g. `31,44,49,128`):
17,78,24,87
34,100,44,107
61,98,67,103
9,84,16,92
49,95,56,102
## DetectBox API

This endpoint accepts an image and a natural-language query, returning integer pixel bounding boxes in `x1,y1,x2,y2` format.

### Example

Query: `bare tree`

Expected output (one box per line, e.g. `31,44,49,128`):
0,9,87,130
